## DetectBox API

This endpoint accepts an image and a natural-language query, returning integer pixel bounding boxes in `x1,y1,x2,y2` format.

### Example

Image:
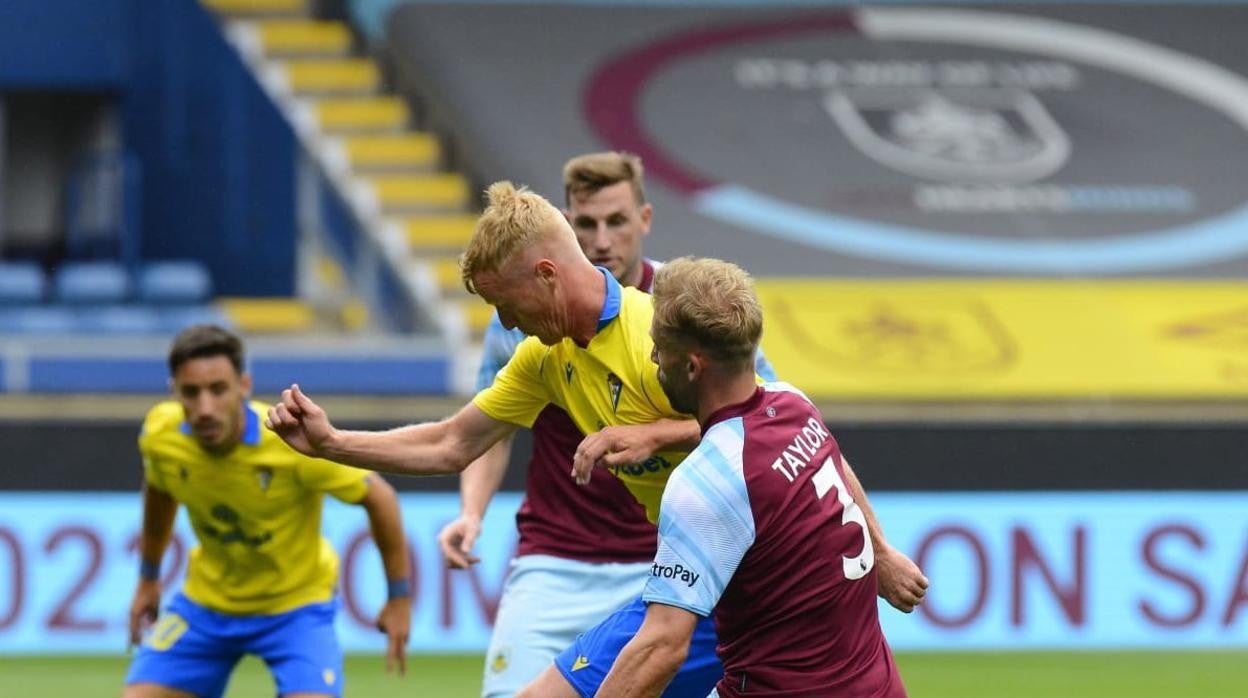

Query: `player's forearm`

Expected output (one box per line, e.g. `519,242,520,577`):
842,457,892,552
360,476,411,583
596,635,686,698
644,418,702,452
459,437,511,520
138,484,178,567
323,421,475,476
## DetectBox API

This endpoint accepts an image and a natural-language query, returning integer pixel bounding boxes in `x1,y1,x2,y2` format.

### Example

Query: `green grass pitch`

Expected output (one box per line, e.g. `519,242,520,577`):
0,651,1243,697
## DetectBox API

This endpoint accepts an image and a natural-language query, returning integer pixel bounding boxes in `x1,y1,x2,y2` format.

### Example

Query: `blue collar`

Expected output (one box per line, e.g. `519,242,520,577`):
180,400,261,446
596,266,622,332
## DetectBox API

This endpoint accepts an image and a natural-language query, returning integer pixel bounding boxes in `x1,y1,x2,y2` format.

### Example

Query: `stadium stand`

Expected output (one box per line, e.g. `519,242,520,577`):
205,0,488,343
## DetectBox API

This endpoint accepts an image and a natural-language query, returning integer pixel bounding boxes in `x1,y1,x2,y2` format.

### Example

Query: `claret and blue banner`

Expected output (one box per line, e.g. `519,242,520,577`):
0,492,1243,654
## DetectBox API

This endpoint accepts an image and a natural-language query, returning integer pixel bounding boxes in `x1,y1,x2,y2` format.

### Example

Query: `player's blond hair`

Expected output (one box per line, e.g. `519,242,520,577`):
460,181,568,294
563,151,646,206
652,257,762,365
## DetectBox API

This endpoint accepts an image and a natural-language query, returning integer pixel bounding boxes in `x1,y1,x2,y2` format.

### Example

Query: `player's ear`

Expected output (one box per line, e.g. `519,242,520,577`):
639,203,653,234
239,372,253,399
687,352,705,381
534,258,557,285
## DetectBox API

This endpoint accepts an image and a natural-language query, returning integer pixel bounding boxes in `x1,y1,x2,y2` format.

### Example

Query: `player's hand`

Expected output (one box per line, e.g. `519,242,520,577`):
875,545,929,613
437,515,483,569
127,580,162,649
265,384,336,457
571,425,659,485
376,596,411,676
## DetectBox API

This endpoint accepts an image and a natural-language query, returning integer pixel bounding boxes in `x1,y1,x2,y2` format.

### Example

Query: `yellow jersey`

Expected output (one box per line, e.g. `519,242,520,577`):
140,400,370,615
473,272,693,522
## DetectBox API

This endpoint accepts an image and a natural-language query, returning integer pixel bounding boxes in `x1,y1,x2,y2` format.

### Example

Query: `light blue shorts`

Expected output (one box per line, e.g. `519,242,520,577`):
481,554,650,698
125,593,343,698
554,596,722,698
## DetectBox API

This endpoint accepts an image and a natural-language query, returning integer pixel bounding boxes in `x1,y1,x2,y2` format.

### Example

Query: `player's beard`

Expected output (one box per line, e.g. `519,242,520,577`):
658,368,697,416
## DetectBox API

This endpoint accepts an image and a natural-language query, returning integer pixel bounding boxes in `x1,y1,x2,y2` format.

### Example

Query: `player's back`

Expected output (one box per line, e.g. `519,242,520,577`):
710,384,904,697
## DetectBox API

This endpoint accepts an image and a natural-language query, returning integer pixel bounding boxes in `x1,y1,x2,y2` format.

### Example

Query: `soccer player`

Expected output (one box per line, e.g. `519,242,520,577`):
436,152,776,697
266,182,923,698
124,325,412,698
597,257,907,697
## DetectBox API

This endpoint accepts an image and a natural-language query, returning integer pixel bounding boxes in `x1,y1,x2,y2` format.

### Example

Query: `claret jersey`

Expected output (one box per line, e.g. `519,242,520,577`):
643,383,905,697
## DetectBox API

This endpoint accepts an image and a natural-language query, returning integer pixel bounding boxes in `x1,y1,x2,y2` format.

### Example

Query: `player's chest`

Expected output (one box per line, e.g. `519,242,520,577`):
545,355,656,431
161,456,301,515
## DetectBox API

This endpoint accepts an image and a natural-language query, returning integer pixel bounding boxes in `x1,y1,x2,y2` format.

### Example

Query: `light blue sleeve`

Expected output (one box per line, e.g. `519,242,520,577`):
475,313,528,392
641,418,756,616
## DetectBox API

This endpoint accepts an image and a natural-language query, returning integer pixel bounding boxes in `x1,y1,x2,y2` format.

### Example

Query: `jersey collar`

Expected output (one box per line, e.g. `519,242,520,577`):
596,266,622,332
179,401,262,446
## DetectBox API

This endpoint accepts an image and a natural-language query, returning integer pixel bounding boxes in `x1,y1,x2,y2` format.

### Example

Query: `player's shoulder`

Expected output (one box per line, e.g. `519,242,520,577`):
761,381,815,406
676,417,747,482
140,401,186,440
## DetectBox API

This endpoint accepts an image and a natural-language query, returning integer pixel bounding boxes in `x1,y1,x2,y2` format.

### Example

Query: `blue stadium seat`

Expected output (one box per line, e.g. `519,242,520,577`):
75,305,162,334
0,307,77,334
138,260,213,305
0,262,45,304
158,305,232,334
53,261,131,304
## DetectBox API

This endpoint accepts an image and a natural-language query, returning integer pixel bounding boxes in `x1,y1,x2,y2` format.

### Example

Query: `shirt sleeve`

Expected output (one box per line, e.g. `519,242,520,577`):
641,425,756,615
295,456,371,504
471,335,551,428
475,313,526,392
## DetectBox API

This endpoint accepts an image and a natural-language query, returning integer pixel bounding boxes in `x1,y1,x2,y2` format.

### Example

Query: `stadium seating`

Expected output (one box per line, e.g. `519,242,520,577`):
0,259,226,335
0,261,45,304
53,261,131,305
203,0,487,339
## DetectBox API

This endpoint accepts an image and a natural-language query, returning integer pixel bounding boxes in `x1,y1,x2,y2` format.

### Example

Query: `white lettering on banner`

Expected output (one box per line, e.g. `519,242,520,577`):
0,493,1246,653
735,59,1080,91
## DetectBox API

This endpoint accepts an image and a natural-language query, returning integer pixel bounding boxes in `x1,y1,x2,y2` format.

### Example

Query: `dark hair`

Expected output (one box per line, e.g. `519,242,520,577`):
168,324,245,375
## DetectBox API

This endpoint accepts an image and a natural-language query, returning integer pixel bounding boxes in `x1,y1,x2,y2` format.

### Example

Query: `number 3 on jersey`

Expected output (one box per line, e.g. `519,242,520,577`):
812,456,875,580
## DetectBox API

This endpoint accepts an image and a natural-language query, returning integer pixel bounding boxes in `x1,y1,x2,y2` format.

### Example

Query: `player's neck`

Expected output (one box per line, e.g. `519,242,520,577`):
696,369,759,426
567,262,609,347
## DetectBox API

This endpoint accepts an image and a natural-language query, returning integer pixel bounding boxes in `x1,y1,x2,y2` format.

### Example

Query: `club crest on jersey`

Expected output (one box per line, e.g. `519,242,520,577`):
606,373,623,412
254,466,274,492
565,362,574,384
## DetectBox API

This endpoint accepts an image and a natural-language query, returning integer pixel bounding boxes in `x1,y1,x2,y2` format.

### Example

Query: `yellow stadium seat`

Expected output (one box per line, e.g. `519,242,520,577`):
452,298,495,336
426,256,464,295
218,298,316,334
402,215,477,251
257,21,352,57
202,0,306,16
284,59,379,95
315,98,409,133
371,174,469,212
345,133,440,171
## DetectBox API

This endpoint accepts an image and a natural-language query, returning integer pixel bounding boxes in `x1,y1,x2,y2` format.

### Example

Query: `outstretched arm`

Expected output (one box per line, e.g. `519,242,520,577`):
841,456,929,613
438,436,513,568
128,484,178,648
357,475,412,676
266,385,513,476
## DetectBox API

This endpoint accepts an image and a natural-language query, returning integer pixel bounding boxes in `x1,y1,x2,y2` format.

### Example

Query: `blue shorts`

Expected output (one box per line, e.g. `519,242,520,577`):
125,593,343,698
554,596,722,698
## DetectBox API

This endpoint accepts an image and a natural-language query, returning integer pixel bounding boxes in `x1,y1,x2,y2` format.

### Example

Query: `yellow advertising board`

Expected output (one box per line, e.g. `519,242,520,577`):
755,280,1248,399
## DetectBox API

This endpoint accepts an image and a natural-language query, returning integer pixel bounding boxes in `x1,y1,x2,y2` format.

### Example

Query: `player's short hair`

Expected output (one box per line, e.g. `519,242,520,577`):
168,324,245,375
461,181,566,294
651,257,762,366
563,151,646,207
